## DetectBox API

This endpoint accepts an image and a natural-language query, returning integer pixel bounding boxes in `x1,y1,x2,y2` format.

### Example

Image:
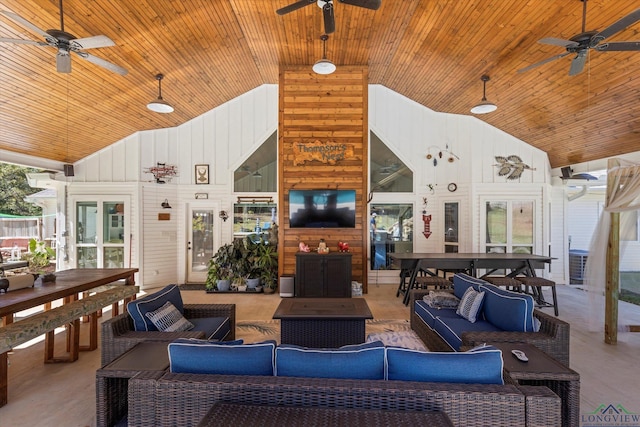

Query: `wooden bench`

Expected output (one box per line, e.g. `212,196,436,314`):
0,285,138,355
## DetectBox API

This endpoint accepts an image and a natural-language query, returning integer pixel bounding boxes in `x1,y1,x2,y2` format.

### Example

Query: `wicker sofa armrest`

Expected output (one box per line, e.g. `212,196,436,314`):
100,303,237,366
461,309,570,367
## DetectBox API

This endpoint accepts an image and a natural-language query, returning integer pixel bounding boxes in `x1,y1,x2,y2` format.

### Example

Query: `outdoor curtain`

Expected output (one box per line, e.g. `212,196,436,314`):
584,158,640,333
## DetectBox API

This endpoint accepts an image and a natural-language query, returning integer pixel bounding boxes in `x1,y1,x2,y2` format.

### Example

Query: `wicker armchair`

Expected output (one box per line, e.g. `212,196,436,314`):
101,303,236,366
409,289,570,366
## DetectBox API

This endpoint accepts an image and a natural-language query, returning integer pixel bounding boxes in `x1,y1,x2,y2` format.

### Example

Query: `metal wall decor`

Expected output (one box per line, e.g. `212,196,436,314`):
426,144,459,166
144,162,178,183
494,155,536,180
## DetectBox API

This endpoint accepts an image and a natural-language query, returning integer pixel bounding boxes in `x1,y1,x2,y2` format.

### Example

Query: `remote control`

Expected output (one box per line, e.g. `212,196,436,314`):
512,349,528,362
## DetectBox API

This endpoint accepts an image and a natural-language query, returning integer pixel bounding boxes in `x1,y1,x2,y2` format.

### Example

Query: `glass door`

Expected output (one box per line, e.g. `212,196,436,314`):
73,197,129,269
187,204,218,283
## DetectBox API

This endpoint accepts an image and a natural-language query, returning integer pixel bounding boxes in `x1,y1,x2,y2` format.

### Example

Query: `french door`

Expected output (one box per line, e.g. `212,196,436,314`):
73,197,130,269
186,203,219,283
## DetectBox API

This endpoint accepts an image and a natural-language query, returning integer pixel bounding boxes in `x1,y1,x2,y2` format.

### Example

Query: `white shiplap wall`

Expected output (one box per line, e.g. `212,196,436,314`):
71,85,278,288
70,84,558,287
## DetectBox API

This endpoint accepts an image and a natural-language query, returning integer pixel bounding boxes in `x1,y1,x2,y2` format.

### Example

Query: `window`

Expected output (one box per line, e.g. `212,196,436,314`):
370,203,413,270
485,200,534,254
444,202,459,253
74,198,129,268
233,203,277,243
370,132,413,193
234,131,277,193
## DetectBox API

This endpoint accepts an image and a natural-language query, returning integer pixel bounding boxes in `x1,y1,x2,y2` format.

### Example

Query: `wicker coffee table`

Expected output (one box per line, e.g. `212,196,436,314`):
197,402,454,426
273,298,373,348
491,342,580,427
95,341,170,427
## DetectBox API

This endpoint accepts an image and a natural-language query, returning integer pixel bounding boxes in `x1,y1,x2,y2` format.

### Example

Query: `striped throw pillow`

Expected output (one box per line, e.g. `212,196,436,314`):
145,301,195,332
456,287,485,323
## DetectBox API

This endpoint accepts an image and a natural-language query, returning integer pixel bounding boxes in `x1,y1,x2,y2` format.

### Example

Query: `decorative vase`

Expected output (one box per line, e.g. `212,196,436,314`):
216,279,231,292
246,278,261,289
41,273,57,283
263,286,275,294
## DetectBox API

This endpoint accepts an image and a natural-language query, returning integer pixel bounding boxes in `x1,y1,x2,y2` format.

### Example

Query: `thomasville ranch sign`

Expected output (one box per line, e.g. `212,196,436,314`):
293,140,355,165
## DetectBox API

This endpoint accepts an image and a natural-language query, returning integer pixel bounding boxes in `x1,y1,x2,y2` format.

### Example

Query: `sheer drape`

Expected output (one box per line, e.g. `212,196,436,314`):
584,158,640,333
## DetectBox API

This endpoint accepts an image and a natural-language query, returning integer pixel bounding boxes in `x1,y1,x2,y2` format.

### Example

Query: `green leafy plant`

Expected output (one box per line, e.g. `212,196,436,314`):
25,238,56,274
206,236,278,291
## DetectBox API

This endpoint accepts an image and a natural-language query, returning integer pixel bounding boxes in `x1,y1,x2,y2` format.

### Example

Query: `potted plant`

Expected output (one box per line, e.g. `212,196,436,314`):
25,238,56,282
205,243,234,292
255,242,278,293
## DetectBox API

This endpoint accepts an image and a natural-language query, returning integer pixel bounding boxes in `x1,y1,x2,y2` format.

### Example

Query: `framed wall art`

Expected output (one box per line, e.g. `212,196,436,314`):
195,164,209,184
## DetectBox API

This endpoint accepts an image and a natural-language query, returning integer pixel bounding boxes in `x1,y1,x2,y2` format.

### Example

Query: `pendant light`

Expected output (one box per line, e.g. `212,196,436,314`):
147,73,174,113
252,162,262,179
470,75,497,114
312,34,336,75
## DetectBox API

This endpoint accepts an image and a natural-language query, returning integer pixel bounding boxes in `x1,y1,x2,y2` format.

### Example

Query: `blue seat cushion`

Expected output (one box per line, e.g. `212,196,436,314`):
190,316,231,341
414,301,459,329
168,339,276,375
433,316,501,351
127,285,184,331
386,346,504,384
452,273,485,299
275,341,385,380
479,283,536,332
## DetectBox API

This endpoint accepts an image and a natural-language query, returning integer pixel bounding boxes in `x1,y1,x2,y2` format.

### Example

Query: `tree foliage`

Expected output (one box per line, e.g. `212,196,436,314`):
0,163,43,216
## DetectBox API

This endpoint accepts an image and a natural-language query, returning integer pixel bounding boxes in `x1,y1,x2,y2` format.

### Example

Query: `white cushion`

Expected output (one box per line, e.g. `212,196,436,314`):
456,287,485,323
145,301,194,332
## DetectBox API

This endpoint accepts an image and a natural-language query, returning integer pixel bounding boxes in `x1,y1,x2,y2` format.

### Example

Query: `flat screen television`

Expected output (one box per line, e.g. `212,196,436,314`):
289,189,356,228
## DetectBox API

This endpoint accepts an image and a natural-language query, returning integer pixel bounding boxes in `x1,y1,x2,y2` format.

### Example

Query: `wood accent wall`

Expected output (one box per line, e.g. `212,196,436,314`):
278,66,369,292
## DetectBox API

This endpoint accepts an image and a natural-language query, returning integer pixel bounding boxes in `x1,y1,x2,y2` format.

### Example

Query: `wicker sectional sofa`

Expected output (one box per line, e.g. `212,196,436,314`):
127,357,561,427
410,274,570,366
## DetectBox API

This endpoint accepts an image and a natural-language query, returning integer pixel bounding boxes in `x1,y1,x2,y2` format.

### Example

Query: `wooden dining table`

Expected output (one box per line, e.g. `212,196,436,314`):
389,252,553,303
0,268,138,406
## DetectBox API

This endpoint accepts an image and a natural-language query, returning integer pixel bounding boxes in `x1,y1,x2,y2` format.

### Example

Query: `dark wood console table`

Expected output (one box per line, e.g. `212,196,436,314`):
295,252,351,297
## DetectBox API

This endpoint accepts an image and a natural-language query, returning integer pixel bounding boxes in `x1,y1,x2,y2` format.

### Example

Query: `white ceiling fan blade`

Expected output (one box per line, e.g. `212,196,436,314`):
0,11,51,39
70,35,115,50
539,37,578,48
75,51,128,76
0,37,47,46
57,51,71,73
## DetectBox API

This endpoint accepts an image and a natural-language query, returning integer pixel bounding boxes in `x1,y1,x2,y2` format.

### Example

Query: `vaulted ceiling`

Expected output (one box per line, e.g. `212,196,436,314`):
1,0,639,168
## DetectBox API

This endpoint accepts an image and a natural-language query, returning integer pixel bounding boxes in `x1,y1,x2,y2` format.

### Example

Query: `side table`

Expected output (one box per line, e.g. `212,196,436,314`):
273,298,373,348
95,341,169,427
490,342,579,427
197,402,455,426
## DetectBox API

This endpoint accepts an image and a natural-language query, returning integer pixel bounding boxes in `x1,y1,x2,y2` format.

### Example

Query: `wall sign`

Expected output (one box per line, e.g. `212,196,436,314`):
293,140,354,165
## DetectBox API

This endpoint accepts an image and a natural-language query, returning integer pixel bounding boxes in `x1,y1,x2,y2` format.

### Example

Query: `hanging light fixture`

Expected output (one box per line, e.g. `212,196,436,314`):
147,73,174,113
252,162,262,178
470,75,497,114
312,34,336,75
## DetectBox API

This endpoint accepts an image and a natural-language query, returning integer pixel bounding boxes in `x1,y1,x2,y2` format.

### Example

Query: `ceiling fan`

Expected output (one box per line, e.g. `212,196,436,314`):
0,0,127,75
518,0,640,76
276,0,381,35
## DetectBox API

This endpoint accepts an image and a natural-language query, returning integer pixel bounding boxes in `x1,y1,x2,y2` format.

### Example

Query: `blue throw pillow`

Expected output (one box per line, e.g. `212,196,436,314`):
386,346,504,384
275,341,385,380
479,284,536,332
127,285,184,331
168,339,276,376
452,273,485,300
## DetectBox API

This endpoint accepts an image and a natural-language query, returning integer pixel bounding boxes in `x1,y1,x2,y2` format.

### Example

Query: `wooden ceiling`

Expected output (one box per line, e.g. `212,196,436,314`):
1,0,639,168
